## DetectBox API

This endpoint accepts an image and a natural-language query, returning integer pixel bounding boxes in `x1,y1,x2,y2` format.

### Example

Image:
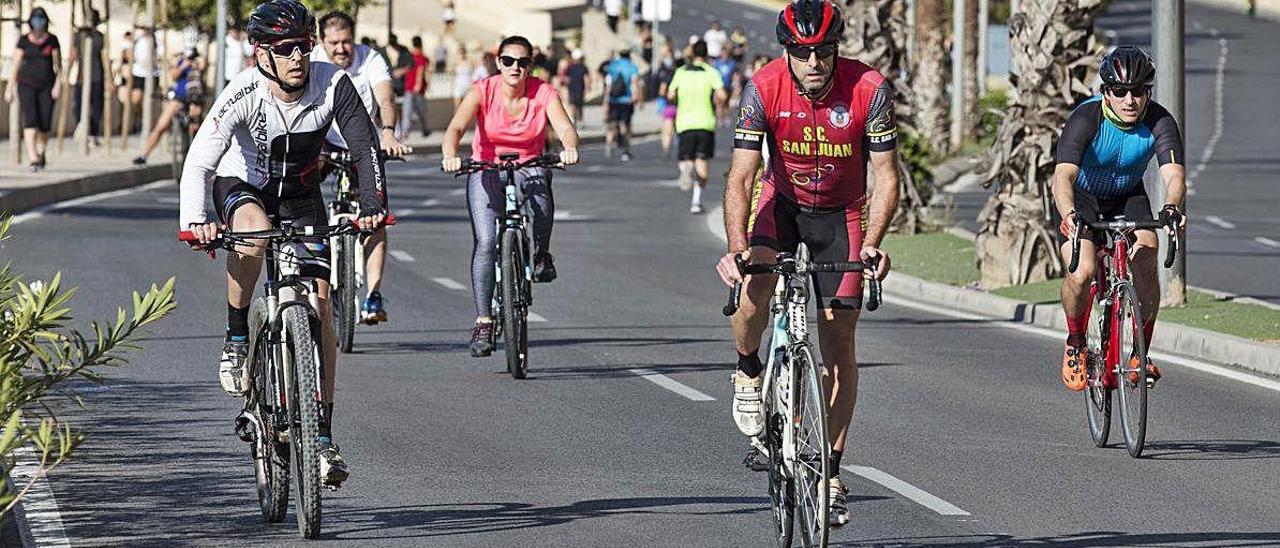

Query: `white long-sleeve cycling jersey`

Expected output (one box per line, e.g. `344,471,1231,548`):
178,61,386,228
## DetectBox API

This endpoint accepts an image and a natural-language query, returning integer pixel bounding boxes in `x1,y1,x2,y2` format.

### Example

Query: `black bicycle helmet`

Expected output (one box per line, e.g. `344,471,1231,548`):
776,0,844,46
247,0,315,45
1099,46,1155,87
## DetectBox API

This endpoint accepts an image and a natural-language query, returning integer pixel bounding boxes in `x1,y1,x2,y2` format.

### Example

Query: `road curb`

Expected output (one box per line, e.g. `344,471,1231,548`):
704,206,1280,377
0,130,648,217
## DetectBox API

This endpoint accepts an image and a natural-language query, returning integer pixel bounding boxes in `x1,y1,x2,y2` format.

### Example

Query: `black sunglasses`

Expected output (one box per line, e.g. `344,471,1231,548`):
1104,85,1150,99
786,43,838,61
499,55,533,69
264,39,314,58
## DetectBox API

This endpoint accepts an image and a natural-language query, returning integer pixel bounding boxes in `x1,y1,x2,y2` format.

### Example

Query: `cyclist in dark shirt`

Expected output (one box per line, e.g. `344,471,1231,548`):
5,7,61,171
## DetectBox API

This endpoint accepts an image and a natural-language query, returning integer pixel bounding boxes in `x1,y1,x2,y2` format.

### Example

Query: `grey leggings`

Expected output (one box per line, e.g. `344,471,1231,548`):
468,167,554,317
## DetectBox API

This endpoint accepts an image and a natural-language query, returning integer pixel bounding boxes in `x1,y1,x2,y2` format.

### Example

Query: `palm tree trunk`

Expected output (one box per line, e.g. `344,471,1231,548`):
963,0,981,137
914,0,950,155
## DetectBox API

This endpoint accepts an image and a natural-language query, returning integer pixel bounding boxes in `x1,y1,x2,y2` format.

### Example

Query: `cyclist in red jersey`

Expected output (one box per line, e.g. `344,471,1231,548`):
714,0,900,527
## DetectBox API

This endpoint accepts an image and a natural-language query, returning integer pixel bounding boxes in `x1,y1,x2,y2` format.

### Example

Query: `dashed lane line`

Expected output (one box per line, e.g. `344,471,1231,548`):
1204,215,1236,230
1255,237,1280,249
389,250,416,262
528,312,548,323
629,368,716,401
844,465,971,516
421,198,441,207
432,277,467,290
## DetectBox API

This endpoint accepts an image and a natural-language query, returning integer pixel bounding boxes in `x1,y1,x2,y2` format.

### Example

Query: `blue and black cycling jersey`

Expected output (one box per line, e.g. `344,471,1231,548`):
1055,96,1183,198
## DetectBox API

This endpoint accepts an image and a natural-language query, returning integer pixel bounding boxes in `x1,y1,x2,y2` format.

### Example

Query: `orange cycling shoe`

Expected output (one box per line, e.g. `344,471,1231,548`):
1128,356,1163,387
1062,343,1088,391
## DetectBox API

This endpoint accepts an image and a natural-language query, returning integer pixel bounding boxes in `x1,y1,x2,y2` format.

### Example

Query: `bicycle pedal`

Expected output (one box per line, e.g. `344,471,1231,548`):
743,445,770,472
234,412,255,442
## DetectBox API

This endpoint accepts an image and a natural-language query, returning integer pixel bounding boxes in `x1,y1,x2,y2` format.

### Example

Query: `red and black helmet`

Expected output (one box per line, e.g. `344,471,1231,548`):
1099,45,1156,88
776,0,844,46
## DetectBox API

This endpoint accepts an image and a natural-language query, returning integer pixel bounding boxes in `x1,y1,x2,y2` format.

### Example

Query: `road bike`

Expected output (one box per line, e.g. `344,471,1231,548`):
167,86,204,182
180,219,385,539
1069,215,1177,458
323,149,407,353
455,153,563,379
723,244,882,548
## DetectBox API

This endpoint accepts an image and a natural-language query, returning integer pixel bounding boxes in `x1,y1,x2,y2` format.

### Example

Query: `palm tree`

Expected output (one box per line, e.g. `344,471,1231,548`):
913,0,950,155
963,0,981,137
841,0,932,233
974,0,1109,288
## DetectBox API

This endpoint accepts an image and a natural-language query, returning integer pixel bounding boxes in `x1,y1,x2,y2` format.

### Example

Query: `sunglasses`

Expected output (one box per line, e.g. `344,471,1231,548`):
264,39,314,58
786,43,838,61
499,55,533,69
1104,85,1150,99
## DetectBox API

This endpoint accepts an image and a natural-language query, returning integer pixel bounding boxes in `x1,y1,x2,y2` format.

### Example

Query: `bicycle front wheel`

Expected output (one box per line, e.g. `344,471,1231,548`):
1084,290,1111,448
790,344,829,547
766,348,794,548
500,228,529,379
333,232,358,353
1113,283,1149,458
249,298,289,522
284,307,323,538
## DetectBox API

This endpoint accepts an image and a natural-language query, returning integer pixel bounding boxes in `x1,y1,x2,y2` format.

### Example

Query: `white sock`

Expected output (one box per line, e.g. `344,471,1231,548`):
691,184,703,206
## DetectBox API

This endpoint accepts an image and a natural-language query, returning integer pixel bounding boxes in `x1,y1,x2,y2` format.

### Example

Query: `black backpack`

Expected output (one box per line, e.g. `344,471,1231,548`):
609,71,629,99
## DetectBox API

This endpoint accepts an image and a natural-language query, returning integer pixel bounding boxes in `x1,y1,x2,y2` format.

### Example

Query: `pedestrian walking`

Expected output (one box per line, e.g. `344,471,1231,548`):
5,7,62,171
666,40,727,213
69,9,108,147
653,44,678,159
712,47,740,125
385,34,412,134
563,48,591,125
604,48,640,161
399,36,431,139
452,46,473,107
604,0,623,33
703,20,728,58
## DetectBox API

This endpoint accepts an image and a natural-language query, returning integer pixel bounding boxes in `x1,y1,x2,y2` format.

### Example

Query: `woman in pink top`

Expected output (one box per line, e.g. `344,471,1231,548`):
442,35,580,357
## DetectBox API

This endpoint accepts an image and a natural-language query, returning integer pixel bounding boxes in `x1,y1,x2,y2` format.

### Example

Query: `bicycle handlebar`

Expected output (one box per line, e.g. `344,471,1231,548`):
178,215,396,256
450,153,564,176
323,149,411,167
1068,217,1178,273
722,254,882,317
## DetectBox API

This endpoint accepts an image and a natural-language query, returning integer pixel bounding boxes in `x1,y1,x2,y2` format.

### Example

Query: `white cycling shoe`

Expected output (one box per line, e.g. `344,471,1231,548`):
218,342,250,396
829,475,851,527
731,371,765,437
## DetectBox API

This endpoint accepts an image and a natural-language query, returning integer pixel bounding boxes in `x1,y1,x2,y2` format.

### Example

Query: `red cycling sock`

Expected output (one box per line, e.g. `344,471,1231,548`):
1065,313,1087,347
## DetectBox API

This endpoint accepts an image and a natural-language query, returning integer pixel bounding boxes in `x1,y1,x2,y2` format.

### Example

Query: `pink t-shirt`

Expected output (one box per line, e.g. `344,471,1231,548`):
472,75,557,162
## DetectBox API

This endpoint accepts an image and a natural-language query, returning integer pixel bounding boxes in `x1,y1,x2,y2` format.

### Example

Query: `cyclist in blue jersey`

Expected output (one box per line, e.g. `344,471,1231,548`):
133,48,207,165
1052,46,1187,392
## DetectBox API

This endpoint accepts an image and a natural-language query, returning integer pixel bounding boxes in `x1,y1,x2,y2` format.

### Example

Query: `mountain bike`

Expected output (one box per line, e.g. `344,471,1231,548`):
323,149,407,353
455,153,563,379
1069,215,1177,458
180,219,379,539
723,244,882,548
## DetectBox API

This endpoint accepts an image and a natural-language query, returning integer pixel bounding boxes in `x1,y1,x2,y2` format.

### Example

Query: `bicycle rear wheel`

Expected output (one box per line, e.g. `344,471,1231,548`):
1113,283,1148,458
333,233,358,353
284,307,323,538
500,228,529,379
248,298,289,522
766,348,794,548
790,344,829,547
1084,289,1111,448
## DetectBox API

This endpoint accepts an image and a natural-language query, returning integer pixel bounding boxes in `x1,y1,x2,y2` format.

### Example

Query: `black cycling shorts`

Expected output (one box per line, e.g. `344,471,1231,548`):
749,184,866,310
17,84,53,131
212,177,331,281
678,129,715,161
607,102,634,123
1053,186,1154,245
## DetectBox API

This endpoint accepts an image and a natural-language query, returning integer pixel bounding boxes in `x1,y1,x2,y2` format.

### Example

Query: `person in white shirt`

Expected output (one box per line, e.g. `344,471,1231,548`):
604,0,623,33
223,28,253,85
703,19,728,58
313,11,409,324
128,25,156,117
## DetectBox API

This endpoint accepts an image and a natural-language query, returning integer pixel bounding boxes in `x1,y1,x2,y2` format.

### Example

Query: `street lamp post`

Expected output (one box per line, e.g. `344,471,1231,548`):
1153,0,1186,305
950,0,965,151
216,0,226,96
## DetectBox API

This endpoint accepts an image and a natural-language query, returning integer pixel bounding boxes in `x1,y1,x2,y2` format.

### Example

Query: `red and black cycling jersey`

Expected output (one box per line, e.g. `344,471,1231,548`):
734,56,897,209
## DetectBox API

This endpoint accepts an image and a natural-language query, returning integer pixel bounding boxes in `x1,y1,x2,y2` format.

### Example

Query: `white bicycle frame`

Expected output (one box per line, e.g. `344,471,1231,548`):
750,248,815,479
327,198,365,312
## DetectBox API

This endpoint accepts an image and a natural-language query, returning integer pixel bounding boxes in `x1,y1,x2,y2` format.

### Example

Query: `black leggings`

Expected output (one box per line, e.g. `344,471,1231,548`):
467,167,554,317
18,84,53,131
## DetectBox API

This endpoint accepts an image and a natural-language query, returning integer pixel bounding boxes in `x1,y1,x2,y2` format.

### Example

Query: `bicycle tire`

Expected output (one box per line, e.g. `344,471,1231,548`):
1113,283,1149,458
1084,290,1111,448
249,298,289,522
767,348,795,548
500,228,529,379
790,344,829,548
284,307,323,538
333,233,358,353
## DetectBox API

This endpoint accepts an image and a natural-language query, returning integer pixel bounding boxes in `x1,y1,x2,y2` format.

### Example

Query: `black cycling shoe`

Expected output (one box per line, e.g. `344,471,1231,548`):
469,322,495,357
533,253,557,283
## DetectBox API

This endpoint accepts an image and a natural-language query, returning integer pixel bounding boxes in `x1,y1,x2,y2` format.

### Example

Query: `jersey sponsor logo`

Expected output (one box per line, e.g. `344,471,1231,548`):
216,80,258,121
788,162,836,187
779,111,792,118
737,104,756,125
828,105,851,129
778,125,855,159
796,111,807,119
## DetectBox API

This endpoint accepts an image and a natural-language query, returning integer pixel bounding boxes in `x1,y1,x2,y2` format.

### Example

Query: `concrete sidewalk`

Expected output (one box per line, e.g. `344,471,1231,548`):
0,103,659,216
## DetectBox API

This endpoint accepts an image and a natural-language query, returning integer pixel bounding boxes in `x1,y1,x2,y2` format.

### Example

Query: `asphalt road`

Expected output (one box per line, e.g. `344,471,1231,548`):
7,122,1280,546
946,0,1280,305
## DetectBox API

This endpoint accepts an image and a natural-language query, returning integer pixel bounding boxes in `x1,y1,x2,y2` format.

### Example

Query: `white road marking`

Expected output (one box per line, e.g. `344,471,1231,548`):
396,208,417,218
432,277,467,290
1255,237,1280,249
743,11,764,20
449,188,467,196
1188,32,1228,187
629,368,716,401
553,210,594,221
12,180,174,224
586,165,603,173
10,445,73,547
528,312,548,323
421,198,441,207
155,196,181,204
389,250,416,262
1204,215,1235,230
844,465,971,516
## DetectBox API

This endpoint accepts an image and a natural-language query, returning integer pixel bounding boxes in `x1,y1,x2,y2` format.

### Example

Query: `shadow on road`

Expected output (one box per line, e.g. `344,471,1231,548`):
323,496,767,541
1141,439,1280,461
839,531,1280,547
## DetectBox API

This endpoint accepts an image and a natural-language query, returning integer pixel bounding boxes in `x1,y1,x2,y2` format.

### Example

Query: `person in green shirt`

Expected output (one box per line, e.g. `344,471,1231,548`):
667,40,728,214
